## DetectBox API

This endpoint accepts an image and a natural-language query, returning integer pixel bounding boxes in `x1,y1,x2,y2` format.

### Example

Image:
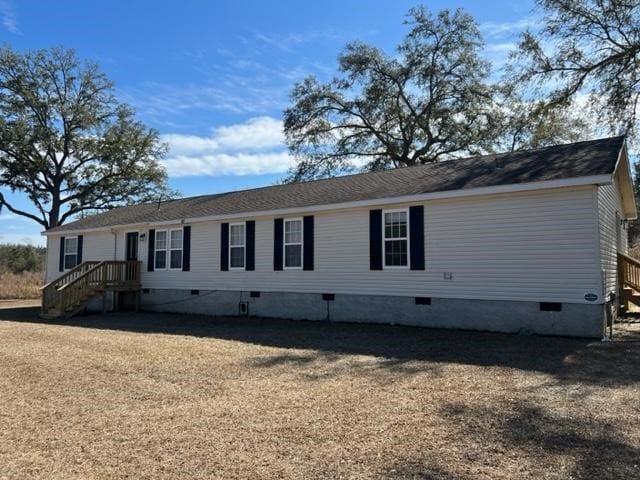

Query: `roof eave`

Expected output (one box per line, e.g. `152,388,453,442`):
42,173,613,236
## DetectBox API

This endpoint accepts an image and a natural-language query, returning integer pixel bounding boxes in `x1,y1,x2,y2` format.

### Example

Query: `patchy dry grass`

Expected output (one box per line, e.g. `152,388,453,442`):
0,306,638,480
0,270,42,299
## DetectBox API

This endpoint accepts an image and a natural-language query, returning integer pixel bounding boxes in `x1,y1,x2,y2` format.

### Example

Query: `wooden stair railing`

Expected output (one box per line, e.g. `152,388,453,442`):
41,261,100,313
41,260,141,318
618,253,640,291
618,253,640,311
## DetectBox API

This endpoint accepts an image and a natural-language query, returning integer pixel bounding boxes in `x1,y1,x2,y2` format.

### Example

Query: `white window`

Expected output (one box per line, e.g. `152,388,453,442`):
284,218,303,269
169,229,183,270
229,223,246,269
155,230,167,270
64,236,78,270
383,209,408,268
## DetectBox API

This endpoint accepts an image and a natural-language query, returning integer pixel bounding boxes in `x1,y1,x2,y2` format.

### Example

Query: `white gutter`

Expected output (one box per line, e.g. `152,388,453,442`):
42,173,613,236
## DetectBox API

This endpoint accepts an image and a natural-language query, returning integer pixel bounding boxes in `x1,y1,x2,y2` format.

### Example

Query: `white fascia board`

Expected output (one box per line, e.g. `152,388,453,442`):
612,142,638,220
42,174,613,236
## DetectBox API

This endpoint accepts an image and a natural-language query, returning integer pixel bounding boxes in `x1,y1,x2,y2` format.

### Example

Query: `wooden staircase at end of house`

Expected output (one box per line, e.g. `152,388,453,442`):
41,261,142,319
618,253,640,311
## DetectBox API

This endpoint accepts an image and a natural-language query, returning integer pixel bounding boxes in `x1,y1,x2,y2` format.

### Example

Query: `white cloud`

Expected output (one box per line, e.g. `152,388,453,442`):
250,29,348,53
161,116,292,177
479,16,538,40
0,0,19,34
123,32,340,125
483,41,518,68
486,42,517,54
161,133,219,156
214,116,284,150
122,83,284,121
163,152,293,177
478,15,543,73
162,116,284,154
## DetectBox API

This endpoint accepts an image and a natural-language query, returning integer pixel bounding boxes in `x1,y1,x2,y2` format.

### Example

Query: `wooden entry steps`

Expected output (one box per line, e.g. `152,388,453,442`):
41,261,141,319
618,253,640,312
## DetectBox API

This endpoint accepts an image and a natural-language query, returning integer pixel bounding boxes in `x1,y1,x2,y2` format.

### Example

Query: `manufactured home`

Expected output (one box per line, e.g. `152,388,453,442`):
42,136,638,337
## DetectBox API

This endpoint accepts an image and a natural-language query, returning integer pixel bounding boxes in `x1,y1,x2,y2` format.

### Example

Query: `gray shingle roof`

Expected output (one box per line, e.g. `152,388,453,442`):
47,136,625,233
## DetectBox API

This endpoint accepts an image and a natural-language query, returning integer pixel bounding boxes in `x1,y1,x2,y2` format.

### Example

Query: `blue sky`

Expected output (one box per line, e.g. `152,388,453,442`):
0,0,536,245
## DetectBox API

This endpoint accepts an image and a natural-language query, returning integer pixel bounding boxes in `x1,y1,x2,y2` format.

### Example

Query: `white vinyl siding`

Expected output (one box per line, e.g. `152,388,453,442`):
598,181,629,298
132,186,602,304
45,231,115,283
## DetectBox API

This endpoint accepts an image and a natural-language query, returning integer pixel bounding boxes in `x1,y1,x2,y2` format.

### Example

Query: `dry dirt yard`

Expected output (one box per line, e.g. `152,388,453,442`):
0,304,638,480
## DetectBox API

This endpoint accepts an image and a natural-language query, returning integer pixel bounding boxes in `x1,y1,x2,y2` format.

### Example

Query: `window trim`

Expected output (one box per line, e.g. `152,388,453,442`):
283,217,304,270
229,221,246,270
168,228,184,271
63,236,78,271
382,208,410,269
154,228,183,271
154,229,168,271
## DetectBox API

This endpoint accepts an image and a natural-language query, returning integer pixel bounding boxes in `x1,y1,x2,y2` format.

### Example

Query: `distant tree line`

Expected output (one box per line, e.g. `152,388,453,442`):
0,244,45,274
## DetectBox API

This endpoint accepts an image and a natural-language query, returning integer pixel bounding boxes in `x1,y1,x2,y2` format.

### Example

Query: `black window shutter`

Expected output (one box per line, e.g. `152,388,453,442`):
369,210,383,270
246,220,255,271
59,236,65,272
409,206,425,270
303,215,314,271
77,235,83,264
182,226,191,271
220,223,229,271
147,229,155,272
273,218,283,271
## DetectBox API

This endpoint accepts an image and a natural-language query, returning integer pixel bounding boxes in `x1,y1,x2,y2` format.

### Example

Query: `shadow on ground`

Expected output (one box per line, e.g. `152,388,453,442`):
432,400,640,479
1,306,638,387
378,399,640,480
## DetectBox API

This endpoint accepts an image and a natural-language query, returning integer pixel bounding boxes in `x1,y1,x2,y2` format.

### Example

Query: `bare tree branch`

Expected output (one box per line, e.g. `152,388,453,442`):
510,0,640,140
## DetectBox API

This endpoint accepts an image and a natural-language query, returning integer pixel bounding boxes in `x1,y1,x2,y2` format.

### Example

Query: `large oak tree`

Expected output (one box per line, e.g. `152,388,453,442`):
493,86,589,152
0,47,174,230
511,0,640,138
283,7,499,181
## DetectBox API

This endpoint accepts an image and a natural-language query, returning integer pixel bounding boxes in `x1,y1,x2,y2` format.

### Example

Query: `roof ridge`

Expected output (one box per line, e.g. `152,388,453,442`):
147,135,626,206
45,135,624,233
